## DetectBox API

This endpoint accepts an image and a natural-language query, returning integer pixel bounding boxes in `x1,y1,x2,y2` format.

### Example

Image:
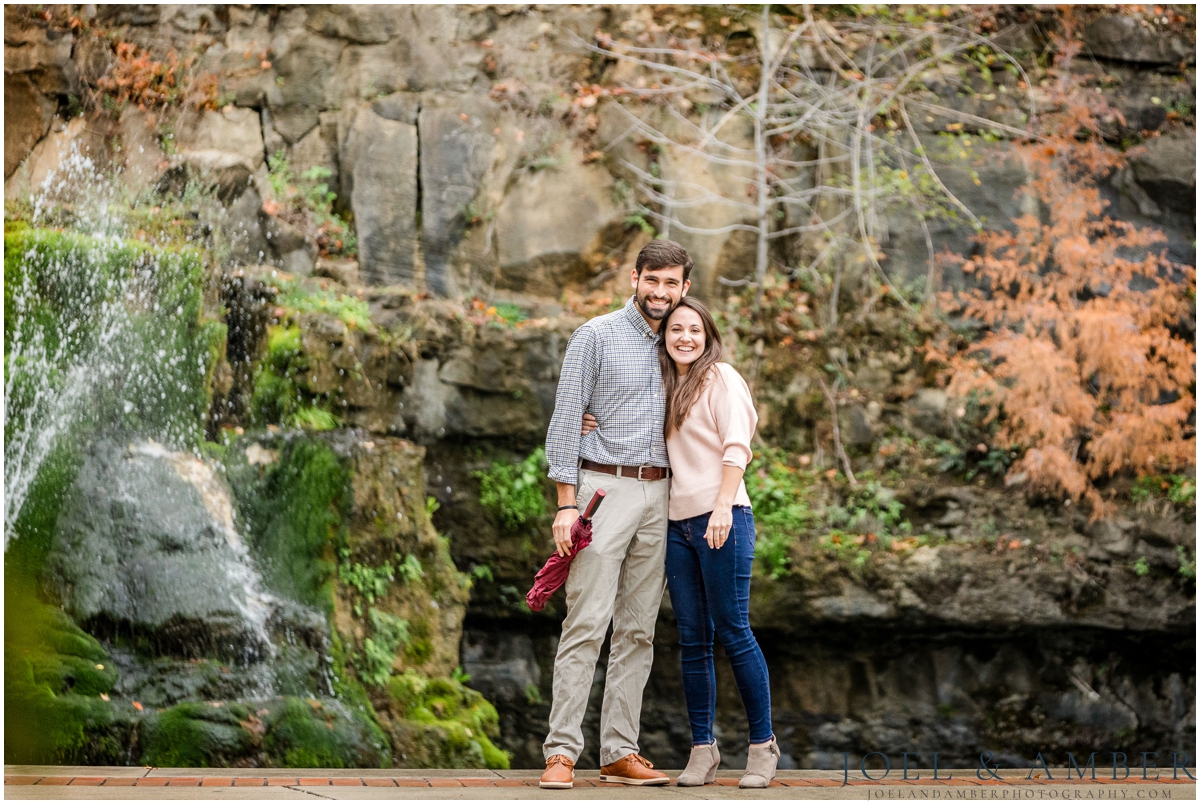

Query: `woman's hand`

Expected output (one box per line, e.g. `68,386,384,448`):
704,466,745,549
704,505,734,549
581,413,598,436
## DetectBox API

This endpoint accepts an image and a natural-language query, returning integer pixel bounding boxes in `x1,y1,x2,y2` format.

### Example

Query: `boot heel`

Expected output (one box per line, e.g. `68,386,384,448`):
677,742,720,786
739,736,779,788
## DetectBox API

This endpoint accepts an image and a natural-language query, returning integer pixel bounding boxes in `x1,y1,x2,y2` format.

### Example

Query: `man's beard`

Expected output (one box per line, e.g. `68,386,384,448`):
637,291,672,320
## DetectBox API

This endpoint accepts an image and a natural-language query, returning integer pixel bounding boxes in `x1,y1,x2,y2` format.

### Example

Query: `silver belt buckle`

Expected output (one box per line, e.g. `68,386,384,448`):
637,464,650,481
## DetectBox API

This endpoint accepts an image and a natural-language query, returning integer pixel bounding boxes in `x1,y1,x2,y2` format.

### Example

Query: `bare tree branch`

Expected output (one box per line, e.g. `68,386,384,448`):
574,6,1033,313
817,374,857,485
897,99,983,230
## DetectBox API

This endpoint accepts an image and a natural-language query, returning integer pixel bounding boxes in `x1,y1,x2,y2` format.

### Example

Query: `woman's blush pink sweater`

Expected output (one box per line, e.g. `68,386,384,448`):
665,362,758,521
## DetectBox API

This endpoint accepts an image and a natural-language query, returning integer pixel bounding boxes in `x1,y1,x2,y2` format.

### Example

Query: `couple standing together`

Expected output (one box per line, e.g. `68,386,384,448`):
538,240,778,789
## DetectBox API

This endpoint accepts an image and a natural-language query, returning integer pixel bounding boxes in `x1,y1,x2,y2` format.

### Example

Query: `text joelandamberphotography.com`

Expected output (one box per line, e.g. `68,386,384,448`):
866,790,1184,800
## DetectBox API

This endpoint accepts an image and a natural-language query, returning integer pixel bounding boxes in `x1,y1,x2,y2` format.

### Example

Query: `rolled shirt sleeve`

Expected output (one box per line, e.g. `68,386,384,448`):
545,325,600,485
712,365,758,470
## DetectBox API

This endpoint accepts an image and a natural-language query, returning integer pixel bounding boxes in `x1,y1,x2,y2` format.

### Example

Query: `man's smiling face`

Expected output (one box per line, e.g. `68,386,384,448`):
632,264,689,328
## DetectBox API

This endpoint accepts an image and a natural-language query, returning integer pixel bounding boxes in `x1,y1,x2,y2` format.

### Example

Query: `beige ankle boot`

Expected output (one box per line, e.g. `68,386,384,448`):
739,736,780,788
676,741,720,786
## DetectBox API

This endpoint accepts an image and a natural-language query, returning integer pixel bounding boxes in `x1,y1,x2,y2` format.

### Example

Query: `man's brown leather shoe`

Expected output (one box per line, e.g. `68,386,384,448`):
599,753,670,785
540,754,575,789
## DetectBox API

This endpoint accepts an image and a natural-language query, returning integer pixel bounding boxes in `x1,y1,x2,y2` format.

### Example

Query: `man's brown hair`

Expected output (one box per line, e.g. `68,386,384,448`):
635,239,693,282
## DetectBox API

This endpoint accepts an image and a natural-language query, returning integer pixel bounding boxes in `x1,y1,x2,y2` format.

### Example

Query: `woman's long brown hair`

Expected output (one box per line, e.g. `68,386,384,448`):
660,297,723,436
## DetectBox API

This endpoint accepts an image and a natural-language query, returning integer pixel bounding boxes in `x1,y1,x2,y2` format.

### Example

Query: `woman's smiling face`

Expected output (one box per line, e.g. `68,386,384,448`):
664,306,706,369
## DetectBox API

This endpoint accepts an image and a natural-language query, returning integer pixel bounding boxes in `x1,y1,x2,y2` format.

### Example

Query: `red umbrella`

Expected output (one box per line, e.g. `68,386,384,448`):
526,489,606,612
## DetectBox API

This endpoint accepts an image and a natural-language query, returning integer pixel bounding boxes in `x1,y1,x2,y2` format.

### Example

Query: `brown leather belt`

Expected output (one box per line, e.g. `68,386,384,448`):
580,459,671,481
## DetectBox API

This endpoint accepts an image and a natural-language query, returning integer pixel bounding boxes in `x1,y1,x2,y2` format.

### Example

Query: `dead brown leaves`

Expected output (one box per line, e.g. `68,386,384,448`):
928,15,1196,518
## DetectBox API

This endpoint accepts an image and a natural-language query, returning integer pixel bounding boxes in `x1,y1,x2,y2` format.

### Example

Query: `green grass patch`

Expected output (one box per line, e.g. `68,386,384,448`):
275,277,371,330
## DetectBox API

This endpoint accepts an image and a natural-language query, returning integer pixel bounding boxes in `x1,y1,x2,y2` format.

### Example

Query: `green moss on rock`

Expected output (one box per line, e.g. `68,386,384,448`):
4,679,131,765
249,323,343,431
4,584,128,764
326,632,391,755
4,227,224,451
384,671,509,769
5,446,79,585
228,437,348,614
262,696,389,769
140,702,254,767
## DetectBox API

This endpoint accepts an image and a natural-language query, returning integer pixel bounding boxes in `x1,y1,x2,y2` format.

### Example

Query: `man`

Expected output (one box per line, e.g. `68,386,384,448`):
539,240,693,789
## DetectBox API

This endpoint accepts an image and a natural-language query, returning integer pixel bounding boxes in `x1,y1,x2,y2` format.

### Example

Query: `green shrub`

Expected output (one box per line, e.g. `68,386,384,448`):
340,558,394,604
265,153,356,258
359,609,410,687
745,451,935,575
816,478,937,568
744,450,813,579
397,554,424,584
475,447,548,534
338,552,423,608
1131,474,1196,508
493,303,526,325
1177,546,1196,581
933,438,1017,480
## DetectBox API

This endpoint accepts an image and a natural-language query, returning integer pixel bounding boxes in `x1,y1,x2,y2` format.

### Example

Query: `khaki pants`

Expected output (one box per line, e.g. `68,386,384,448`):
543,468,669,766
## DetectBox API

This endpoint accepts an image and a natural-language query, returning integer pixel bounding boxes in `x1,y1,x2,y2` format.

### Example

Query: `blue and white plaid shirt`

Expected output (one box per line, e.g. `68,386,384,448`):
546,296,669,485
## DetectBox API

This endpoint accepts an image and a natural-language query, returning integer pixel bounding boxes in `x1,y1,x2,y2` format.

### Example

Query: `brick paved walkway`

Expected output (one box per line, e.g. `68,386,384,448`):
5,767,1195,800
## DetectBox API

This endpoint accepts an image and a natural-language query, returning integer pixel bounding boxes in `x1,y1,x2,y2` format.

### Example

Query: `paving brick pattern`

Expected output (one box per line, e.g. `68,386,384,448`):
4,773,1197,788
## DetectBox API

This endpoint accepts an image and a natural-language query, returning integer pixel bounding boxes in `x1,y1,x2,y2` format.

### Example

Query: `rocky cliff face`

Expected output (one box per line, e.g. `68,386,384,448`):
7,5,1194,296
4,3,1195,771
449,457,1195,770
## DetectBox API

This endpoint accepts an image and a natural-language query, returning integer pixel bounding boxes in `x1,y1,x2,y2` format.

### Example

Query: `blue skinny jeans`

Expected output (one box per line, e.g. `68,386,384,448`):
665,506,773,746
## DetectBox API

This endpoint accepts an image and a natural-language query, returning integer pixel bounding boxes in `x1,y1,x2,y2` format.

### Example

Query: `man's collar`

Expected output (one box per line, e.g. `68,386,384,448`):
623,296,657,339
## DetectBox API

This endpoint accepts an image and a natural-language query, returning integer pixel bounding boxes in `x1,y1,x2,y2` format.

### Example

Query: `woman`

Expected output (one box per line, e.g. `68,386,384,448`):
586,297,778,786
658,297,777,788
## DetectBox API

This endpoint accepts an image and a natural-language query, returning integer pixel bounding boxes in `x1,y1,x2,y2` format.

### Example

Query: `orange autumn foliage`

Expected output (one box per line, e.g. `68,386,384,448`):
928,16,1196,517
96,41,218,113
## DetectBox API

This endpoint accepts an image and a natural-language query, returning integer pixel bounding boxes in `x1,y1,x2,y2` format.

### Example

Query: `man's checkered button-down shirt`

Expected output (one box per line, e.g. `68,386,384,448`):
545,296,669,485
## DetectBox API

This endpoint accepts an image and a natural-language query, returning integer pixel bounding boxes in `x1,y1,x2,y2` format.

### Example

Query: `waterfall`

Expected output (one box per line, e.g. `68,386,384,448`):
4,143,214,546
132,439,278,664
4,136,365,730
